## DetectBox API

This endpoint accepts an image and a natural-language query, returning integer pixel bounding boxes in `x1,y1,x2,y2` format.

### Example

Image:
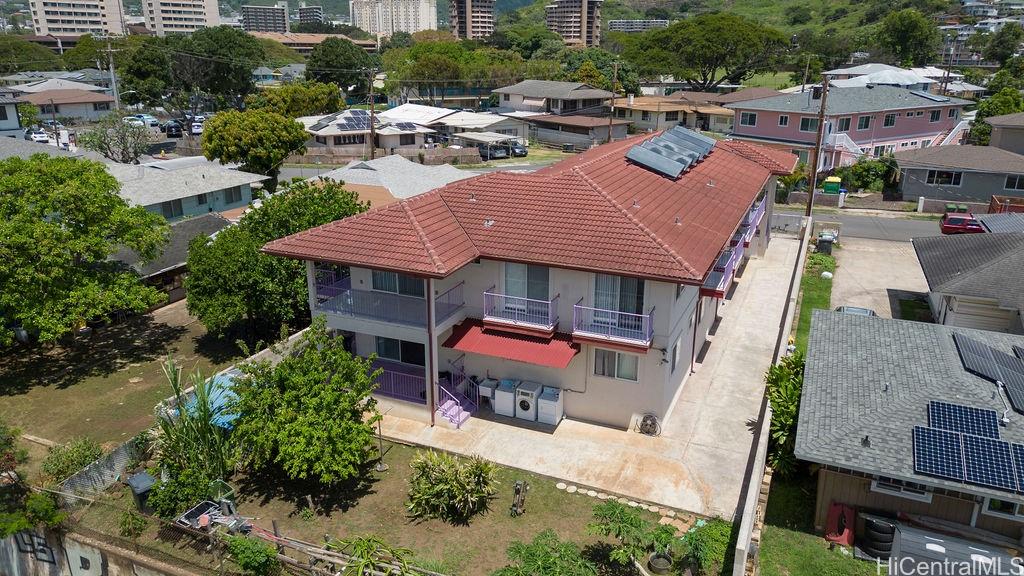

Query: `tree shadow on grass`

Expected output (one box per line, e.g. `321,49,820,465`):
0,315,186,395
763,471,817,533
234,459,380,517
192,331,245,366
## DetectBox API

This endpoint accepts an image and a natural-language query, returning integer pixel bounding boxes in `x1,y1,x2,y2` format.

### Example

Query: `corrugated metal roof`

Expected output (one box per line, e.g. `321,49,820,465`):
442,319,580,368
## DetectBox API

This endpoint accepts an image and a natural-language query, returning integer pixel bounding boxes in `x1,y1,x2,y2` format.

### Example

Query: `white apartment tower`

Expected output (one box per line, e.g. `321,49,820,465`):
29,0,127,35
449,0,492,39
545,0,601,46
142,0,219,35
349,0,436,36
242,1,289,32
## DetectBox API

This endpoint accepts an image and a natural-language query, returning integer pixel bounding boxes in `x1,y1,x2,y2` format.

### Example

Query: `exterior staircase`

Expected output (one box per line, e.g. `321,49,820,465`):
435,356,478,429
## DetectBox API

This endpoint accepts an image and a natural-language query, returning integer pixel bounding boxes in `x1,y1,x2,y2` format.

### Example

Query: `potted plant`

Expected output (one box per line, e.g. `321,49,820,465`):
645,524,677,574
589,501,679,574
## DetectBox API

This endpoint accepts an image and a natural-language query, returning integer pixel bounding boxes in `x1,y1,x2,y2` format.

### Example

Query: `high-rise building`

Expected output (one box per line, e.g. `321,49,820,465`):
29,0,127,35
142,0,219,36
449,0,492,39
349,0,436,36
606,18,667,33
298,2,324,24
242,1,289,32
545,0,601,46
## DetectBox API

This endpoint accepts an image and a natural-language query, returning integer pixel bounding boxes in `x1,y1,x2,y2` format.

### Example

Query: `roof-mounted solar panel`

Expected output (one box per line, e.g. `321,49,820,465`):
911,90,950,102
627,126,715,179
1015,345,1024,360
626,145,687,178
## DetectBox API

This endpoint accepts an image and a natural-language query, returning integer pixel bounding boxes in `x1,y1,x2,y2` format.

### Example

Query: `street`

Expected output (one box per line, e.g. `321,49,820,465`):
778,209,941,242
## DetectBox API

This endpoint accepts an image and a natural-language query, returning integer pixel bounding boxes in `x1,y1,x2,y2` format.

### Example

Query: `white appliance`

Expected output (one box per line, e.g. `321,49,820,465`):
515,381,542,422
537,386,564,425
494,379,519,417
477,377,499,411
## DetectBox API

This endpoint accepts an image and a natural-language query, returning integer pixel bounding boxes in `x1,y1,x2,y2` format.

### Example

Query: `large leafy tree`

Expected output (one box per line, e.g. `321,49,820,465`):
78,113,154,164
201,109,308,190
231,317,382,484
983,24,1024,67
62,34,104,70
0,155,167,346
184,179,368,338
0,36,64,74
307,37,373,93
628,13,787,91
245,81,342,118
972,88,1024,145
876,9,940,66
119,40,173,107
256,37,305,67
169,26,265,103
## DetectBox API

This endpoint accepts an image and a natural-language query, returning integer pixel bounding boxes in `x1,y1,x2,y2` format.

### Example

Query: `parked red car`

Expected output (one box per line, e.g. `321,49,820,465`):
940,213,985,235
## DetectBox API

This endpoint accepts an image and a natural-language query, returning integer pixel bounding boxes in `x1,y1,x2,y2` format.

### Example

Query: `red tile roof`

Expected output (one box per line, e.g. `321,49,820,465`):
263,133,797,283
443,319,580,368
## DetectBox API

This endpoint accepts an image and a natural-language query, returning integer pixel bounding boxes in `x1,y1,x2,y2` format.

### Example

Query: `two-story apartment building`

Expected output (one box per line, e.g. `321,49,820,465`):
263,127,796,430
725,86,971,168
493,80,613,115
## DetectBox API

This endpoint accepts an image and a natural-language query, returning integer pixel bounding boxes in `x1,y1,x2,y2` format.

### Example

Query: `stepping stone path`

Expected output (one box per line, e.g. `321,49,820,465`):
597,493,608,500
556,482,567,490
566,485,577,494
658,516,675,526
648,506,659,513
586,490,597,497
627,501,638,507
129,377,143,384
663,510,676,518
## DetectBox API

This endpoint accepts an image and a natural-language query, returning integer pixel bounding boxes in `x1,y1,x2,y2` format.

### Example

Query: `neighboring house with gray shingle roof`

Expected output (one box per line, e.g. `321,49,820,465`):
912,233,1024,333
894,145,1024,202
796,310,1024,537
726,86,971,168
979,212,1024,234
987,112,1024,156
492,80,612,115
316,154,473,207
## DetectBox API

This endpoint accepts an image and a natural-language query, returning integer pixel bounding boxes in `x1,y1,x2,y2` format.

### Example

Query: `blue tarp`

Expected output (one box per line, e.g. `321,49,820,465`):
183,370,240,430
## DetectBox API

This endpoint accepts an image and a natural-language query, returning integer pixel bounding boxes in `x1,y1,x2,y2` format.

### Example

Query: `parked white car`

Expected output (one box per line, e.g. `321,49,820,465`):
122,116,145,127
24,129,49,143
190,122,204,136
134,114,160,127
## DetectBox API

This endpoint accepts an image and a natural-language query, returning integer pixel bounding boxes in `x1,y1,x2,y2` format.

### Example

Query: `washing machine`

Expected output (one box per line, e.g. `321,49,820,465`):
494,379,519,417
515,381,542,422
537,386,564,425
477,378,499,411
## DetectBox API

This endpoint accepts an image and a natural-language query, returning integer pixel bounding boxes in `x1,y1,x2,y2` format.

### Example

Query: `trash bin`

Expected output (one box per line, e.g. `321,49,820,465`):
816,233,834,255
957,204,968,213
945,203,957,214
127,471,157,514
562,143,574,153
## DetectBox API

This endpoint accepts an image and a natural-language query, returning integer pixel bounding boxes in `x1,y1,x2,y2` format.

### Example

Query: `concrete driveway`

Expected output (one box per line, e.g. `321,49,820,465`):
831,237,929,318
379,237,800,518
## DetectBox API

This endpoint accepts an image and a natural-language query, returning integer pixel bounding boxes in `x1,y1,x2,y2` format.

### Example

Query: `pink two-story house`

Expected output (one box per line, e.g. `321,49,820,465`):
724,85,971,169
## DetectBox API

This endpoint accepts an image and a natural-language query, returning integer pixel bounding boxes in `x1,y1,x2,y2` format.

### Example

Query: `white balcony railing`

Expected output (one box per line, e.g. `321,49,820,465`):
483,287,559,332
572,299,655,347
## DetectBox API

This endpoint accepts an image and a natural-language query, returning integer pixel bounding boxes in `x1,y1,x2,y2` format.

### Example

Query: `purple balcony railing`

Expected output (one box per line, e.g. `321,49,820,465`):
483,286,559,331
745,196,767,227
371,358,427,405
572,299,655,346
436,281,466,324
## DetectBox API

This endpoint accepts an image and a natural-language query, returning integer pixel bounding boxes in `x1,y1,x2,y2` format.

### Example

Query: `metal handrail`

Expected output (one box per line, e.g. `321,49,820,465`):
483,286,560,328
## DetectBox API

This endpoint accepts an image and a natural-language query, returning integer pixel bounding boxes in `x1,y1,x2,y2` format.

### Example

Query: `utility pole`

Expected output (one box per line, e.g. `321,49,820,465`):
606,60,618,144
367,68,378,159
103,37,121,109
800,53,811,92
805,75,830,218
48,98,58,128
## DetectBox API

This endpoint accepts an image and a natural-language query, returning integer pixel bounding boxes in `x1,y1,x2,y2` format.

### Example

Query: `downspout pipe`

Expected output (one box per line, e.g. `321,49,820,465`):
427,277,436,427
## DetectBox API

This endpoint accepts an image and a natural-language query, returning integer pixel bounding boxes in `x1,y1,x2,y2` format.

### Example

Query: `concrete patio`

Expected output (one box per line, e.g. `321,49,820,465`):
378,237,800,518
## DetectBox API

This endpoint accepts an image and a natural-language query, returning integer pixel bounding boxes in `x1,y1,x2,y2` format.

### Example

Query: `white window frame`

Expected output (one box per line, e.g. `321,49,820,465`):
837,117,851,132
670,337,681,373
929,110,941,122
1007,175,1024,191
916,110,924,117
778,114,789,127
926,170,963,186
870,478,933,504
982,498,1024,521
594,348,639,382
371,270,425,298
740,112,757,127
799,117,818,132
883,113,897,128
857,115,871,131
948,108,958,119
905,111,914,117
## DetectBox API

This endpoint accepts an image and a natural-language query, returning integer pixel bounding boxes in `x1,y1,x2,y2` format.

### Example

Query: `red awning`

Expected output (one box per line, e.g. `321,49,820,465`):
442,320,580,369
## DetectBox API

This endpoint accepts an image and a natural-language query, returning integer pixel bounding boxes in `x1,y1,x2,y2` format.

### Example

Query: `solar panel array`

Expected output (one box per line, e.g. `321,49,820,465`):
336,116,375,131
928,401,1000,439
394,122,418,131
913,415,1024,493
911,90,950,103
1016,345,1024,360
952,333,1024,415
625,126,717,178
309,111,343,131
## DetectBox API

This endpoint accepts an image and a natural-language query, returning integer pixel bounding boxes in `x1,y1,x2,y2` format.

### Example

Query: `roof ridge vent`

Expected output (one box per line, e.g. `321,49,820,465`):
632,199,640,209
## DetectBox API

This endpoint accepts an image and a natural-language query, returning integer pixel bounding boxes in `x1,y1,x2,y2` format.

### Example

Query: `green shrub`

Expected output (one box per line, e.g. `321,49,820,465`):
406,450,497,523
588,500,651,564
23,493,67,529
0,417,27,475
685,519,734,576
765,351,805,476
806,253,836,273
119,509,147,543
326,535,412,575
227,535,281,576
42,437,102,481
147,467,212,519
492,529,597,576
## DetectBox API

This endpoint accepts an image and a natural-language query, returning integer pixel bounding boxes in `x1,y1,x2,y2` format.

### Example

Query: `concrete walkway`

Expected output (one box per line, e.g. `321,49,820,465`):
378,237,800,518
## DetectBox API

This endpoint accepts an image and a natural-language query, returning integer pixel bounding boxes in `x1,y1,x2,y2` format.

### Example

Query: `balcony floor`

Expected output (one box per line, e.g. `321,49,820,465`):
376,237,800,518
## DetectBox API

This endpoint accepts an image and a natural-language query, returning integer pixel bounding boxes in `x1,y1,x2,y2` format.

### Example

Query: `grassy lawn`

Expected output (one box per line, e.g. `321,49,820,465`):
77,441,672,576
898,298,933,322
0,301,241,445
794,252,835,354
458,146,576,169
745,71,793,90
759,474,879,576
